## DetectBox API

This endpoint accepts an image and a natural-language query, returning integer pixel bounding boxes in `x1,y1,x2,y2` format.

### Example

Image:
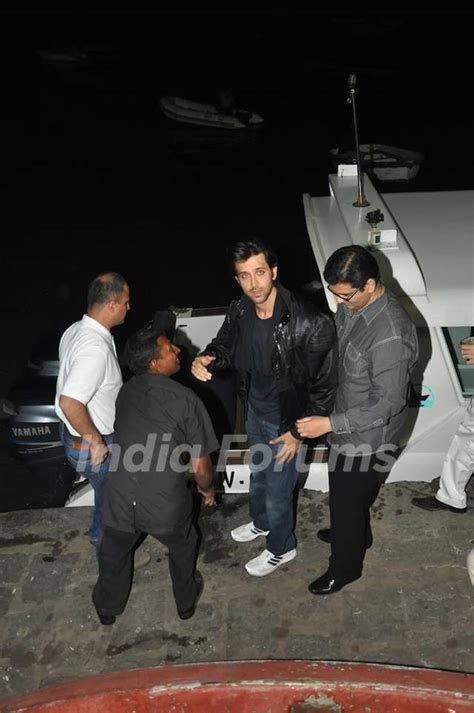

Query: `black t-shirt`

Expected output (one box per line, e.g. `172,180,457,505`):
248,296,282,424
102,373,219,534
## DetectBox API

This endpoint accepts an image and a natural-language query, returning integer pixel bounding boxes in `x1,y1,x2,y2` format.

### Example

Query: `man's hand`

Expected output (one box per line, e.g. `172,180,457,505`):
191,354,216,382
460,342,474,364
296,416,332,439
269,431,301,463
198,485,216,507
89,439,109,466
192,455,216,505
59,395,107,464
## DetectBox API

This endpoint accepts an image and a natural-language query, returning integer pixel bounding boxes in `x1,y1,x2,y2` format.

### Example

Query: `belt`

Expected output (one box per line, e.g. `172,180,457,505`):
63,427,112,449
71,440,89,450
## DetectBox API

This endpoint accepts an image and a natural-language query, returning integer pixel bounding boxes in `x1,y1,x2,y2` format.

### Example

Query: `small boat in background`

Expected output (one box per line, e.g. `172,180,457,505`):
329,143,424,181
160,95,264,130
37,49,91,70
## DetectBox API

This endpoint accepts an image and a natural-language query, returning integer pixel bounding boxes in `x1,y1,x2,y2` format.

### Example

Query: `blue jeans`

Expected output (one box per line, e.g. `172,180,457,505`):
60,423,112,546
246,405,299,556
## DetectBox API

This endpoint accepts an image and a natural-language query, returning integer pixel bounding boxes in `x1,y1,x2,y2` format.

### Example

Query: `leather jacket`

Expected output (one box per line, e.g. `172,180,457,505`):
201,283,338,438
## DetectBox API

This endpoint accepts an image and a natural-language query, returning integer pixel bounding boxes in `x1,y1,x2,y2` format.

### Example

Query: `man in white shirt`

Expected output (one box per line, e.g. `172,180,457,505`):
412,339,474,514
55,272,130,546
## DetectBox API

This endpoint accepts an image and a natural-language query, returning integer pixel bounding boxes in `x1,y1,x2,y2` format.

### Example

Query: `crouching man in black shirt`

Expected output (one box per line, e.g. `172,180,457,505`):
92,327,219,625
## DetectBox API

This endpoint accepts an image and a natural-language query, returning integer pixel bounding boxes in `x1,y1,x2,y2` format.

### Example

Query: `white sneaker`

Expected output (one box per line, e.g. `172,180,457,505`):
467,548,474,587
245,548,296,576
230,521,269,543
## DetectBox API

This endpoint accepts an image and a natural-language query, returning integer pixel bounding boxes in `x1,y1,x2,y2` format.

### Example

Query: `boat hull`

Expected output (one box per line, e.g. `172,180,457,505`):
329,143,423,181
160,96,264,130
1,660,472,711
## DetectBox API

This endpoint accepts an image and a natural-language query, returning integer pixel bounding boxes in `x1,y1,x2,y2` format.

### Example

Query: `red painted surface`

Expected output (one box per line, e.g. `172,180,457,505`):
1,660,473,712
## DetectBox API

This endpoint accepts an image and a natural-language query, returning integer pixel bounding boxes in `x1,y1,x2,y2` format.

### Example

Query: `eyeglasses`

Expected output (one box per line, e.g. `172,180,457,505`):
327,286,360,302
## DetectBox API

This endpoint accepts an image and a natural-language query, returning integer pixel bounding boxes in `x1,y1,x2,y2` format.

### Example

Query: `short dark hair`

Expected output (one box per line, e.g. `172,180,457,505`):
323,246,380,289
230,238,278,274
124,328,164,375
87,272,126,309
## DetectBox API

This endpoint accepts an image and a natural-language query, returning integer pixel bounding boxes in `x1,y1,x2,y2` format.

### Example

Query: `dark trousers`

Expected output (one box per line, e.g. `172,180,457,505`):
92,515,198,617
328,450,384,580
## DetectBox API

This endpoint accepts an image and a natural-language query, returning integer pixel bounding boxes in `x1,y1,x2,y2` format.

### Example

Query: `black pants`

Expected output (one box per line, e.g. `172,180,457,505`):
328,450,384,580
92,515,198,617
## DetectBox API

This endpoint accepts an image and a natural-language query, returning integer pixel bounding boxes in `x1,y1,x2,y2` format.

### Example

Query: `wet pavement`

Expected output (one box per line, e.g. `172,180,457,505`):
0,477,473,701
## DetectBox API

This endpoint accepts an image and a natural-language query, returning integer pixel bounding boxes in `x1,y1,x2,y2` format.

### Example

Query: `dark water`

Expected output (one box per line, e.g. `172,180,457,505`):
1,11,472,508
3,12,472,339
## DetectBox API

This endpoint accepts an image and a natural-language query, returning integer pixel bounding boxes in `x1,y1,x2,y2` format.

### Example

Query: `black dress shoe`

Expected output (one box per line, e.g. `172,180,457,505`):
317,528,373,549
97,612,116,626
412,496,467,513
308,570,359,596
178,571,204,620
317,528,331,544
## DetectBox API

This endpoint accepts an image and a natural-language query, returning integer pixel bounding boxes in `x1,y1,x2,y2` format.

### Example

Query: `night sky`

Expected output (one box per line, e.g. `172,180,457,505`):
1,9,473,393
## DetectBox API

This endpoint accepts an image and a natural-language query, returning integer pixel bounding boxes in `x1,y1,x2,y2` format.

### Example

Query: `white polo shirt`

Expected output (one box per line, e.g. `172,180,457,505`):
55,315,123,436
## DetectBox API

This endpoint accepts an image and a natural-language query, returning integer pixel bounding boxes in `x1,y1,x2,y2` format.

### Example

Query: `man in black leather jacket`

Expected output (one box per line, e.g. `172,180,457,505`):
192,239,337,577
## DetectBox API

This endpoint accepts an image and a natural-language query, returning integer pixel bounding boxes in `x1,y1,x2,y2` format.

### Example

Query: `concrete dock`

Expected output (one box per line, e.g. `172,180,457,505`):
1,478,473,701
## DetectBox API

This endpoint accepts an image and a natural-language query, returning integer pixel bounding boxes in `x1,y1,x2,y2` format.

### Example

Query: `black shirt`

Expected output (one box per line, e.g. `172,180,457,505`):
102,373,219,534
248,295,282,424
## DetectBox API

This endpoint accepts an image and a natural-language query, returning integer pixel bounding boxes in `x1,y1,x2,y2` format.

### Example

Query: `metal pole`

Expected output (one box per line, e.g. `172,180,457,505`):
347,74,369,207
